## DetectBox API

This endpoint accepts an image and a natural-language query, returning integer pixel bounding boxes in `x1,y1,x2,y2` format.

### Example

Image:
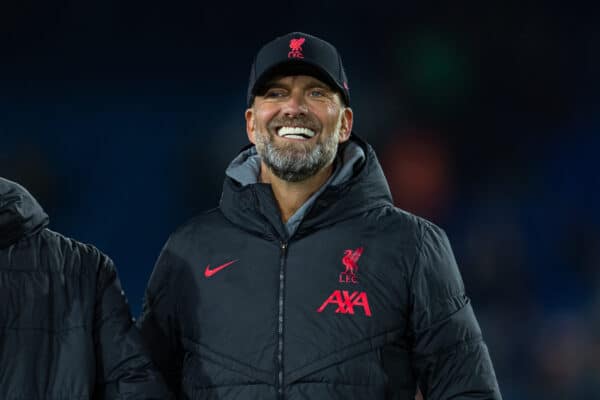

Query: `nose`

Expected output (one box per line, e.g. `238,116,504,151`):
282,91,308,117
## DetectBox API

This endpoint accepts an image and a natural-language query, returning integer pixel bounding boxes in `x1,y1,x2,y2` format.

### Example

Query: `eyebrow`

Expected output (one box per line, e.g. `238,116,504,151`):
263,77,333,91
306,82,332,90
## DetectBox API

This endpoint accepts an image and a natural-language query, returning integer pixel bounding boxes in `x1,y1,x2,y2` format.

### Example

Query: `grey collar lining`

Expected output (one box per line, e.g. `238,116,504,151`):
225,141,366,236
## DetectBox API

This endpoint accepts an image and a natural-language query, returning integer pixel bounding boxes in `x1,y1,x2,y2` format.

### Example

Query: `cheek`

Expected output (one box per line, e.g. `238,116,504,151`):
255,109,277,129
323,105,342,128
325,103,338,114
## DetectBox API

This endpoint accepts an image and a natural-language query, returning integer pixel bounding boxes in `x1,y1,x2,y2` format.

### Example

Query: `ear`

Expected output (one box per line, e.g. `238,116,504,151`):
337,107,353,143
245,108,256,144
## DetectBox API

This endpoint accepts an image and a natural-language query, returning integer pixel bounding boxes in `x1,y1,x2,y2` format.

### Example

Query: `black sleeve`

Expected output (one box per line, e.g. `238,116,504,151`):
93,254,173,399
137,239,184,395
408,223,502,400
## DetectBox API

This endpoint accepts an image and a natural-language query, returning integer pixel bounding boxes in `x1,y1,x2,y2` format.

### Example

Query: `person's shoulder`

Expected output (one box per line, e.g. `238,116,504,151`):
172,207,225,234
42,228,114,272
371,205,443,243
162,207,233,248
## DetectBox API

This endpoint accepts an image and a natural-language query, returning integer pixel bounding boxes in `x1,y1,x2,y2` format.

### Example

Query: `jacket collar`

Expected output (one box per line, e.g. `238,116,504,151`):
219,133,393,241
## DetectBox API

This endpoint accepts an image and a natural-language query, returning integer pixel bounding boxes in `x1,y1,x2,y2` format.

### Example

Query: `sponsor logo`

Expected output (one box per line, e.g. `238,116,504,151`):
288,37,305,59
316,290,372,317
204,259,239,278
339,247,363,284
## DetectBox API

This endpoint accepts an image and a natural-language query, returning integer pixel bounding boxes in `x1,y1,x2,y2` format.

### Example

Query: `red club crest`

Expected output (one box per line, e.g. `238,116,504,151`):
288,37,305,59
339,247,363,284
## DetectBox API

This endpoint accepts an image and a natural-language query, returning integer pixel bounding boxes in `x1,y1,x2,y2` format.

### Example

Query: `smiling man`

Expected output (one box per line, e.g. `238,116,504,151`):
246,73,353,224
139,32,502,399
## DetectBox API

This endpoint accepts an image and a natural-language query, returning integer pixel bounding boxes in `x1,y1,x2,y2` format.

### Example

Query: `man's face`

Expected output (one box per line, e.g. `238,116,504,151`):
245,75,353,182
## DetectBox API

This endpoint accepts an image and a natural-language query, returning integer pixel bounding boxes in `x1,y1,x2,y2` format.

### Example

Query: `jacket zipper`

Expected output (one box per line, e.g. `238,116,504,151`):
276,241,288,399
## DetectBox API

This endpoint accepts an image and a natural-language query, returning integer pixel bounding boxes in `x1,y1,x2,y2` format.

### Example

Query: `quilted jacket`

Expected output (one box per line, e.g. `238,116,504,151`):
139,135,502,399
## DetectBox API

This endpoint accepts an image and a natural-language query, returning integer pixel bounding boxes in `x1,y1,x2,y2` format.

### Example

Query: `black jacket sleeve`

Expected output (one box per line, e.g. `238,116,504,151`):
93,253,173,399
409,223,502,400
138,239,184,395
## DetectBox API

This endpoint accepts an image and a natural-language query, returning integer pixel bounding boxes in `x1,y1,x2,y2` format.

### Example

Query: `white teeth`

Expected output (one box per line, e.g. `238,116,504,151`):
277,126,316,138
281,134,306,140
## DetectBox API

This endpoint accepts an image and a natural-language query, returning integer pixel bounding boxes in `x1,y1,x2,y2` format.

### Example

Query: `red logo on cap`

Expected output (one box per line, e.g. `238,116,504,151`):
288,38,305,59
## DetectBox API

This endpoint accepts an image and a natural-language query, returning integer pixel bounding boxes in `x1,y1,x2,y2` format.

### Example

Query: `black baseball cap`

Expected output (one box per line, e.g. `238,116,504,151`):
247,32,350,107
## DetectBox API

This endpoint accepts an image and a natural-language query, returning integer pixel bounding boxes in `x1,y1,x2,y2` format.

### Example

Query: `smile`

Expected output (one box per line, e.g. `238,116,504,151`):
276,126,316,140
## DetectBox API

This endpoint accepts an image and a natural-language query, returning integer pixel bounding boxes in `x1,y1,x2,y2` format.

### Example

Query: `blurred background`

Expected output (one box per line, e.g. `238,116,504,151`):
1,1,599,398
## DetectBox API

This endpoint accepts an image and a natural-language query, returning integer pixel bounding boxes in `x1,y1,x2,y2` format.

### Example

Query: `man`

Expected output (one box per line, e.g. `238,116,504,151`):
0,177,172,399
139,32,502,399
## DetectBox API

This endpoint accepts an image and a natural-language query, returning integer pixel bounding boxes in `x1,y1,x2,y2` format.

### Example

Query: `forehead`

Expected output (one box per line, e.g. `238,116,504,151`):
264,74,333,89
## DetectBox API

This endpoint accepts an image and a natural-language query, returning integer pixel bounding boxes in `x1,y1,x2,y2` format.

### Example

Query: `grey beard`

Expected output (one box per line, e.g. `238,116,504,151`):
255,131,339,182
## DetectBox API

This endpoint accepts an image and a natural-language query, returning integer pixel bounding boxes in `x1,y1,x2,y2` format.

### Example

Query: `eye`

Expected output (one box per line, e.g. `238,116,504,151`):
264,88,287,98
309,89,326,97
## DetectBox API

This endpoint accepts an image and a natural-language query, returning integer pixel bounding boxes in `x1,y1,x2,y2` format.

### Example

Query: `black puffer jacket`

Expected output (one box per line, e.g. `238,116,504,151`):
139,135,502,399
0,178,171,399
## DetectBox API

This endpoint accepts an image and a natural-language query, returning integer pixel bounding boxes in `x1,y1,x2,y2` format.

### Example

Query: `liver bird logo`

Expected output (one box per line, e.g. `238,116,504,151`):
342,247,363,275
288,37,305,59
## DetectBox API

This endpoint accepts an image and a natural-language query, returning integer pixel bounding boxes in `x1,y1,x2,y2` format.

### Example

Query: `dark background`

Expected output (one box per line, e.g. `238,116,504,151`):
2,2,599,398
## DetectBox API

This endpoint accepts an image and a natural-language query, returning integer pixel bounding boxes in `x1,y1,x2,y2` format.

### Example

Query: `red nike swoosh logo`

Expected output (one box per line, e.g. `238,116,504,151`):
204,259,239,278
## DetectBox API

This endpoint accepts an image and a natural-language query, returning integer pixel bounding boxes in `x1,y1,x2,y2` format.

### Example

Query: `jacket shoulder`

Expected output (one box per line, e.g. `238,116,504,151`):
372,205,443,244
387,207,456,270
366,206,454,282
164,207,233,249
40,228,115,274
